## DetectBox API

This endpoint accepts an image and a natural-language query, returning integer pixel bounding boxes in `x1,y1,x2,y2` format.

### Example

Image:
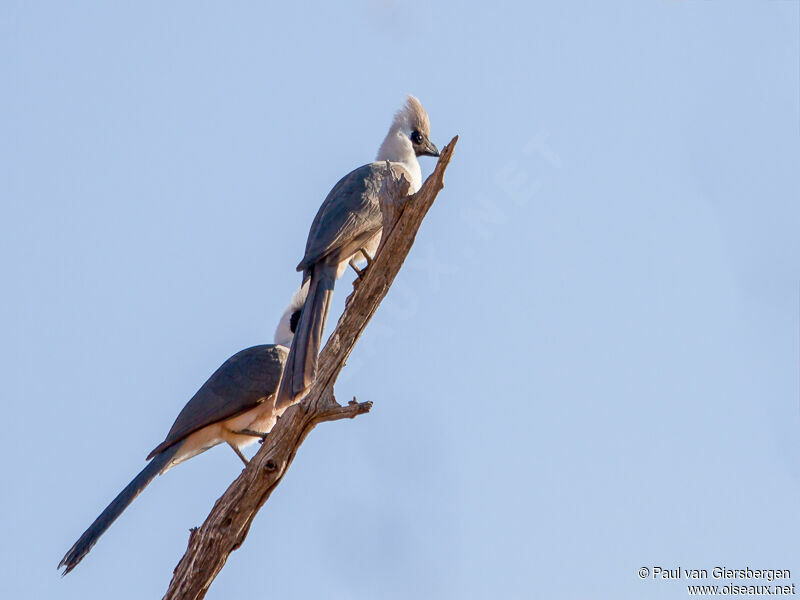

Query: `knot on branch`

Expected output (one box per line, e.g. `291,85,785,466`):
263,459,281,474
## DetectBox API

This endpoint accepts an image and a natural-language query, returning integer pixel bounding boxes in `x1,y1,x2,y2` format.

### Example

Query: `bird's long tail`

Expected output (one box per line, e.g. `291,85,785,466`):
275,262,336,411
58,442,181,575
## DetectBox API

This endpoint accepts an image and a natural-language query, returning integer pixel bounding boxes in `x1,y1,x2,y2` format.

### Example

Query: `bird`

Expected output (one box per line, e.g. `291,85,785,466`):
274,95,439,411
58,286,307,575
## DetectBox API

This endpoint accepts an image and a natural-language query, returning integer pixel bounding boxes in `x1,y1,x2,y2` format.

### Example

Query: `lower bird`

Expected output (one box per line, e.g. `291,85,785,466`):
58,286,307,575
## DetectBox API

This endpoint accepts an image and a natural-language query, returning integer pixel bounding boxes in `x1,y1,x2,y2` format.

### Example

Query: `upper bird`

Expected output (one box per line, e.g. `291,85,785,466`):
275,95,439,411
58,286,307,575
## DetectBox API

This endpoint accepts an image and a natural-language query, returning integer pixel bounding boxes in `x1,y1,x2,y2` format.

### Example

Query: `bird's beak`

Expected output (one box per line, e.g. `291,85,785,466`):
422,138,440,157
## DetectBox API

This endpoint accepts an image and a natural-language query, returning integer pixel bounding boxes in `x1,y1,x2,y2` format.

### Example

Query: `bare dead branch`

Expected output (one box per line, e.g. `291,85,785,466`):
163,135,458,600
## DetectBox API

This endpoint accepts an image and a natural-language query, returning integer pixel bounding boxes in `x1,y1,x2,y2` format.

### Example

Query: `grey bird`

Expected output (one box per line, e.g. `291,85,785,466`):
275,95,439,411
58,287,307,575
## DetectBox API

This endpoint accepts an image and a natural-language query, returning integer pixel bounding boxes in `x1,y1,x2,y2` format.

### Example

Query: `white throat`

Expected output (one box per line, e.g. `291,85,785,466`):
376,128,422,193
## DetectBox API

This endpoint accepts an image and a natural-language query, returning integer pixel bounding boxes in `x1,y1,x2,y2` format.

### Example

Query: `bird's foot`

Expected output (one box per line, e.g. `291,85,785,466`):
235,428,269,444
349,261,366,280
349,248,375,284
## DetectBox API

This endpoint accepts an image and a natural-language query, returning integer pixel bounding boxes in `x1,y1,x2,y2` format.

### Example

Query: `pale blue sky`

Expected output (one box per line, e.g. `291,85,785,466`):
2,1,799,598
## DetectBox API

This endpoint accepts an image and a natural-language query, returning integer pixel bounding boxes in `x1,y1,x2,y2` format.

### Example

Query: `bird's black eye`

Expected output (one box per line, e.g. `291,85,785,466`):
411,130,423,144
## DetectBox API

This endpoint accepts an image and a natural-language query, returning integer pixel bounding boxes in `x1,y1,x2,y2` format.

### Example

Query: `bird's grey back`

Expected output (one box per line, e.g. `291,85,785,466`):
297,161,411,273
147,344,288,458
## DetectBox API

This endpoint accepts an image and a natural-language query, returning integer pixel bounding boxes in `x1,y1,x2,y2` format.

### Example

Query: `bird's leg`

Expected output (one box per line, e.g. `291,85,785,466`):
358,247,374,268
348,258,365,279
234,428,270,444
227,442,249,466
349,248,375,282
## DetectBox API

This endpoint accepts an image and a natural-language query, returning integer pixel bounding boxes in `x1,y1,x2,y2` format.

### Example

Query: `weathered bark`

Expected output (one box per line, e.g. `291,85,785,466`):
163,136,458,600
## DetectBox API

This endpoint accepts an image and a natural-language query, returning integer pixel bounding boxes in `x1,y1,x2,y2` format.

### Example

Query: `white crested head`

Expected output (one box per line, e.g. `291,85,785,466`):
376,95,439,192
273,281,309,348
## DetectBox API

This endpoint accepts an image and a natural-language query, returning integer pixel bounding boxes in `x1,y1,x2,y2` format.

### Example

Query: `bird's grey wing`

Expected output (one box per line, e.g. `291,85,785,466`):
298,162,410,271
146,344,288,458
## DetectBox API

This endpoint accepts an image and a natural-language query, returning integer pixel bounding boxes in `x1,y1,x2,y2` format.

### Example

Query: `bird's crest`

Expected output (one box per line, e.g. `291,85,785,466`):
394,94,430,136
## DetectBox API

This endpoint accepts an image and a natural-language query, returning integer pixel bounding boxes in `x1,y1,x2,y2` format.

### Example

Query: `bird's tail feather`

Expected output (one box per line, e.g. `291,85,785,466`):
275,263,336,411
58,443,180,575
